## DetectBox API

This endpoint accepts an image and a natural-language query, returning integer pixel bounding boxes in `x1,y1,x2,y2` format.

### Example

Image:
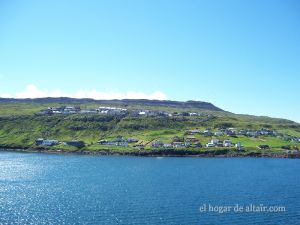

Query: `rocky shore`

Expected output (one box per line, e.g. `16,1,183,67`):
0,147,300,158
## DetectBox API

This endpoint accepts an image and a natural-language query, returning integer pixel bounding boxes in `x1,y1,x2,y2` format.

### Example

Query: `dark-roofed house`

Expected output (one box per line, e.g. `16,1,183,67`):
64,140,85,147
35,138,58,146
184,135,199,143
258,144,270,150
188,130,201,135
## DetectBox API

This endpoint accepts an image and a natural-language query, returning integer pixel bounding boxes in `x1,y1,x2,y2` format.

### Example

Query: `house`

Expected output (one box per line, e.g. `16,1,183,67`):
42,139,59,146
203,129,212,136
114,136,128,146
127,138,139,143
172,136,183,142
138,111,146,116
98,139,109,145
216,141,224,147
137,110,159,117
223,140,232,147
259,129,270,136
52,110,62,114
98,109,109,114
80,110,97,114
228,128,238,133
98,140,117,146
98,138,128,147
282,136,290,141
206,143,215,147
63,106,79,114
205,138,219,147
64,140,85,147
172,142,186,148
206,138,226,147
184,135,199,143
152,140,164,148
210,139,219,145
235,142,243,150
181,112,190,116
246,131,258,137
36,109,53,115
134,144,145,150
163,144,173,148
184,142,191,147
116,142,128,147
35,138,44,145
238,130,247,135
97,106,127,115
157,111,169,117
115,136,126,142
35,138,58,146
188,130,201,135
194,142,202,148
225,129,238,137
214,131,224,136
258,145,270,150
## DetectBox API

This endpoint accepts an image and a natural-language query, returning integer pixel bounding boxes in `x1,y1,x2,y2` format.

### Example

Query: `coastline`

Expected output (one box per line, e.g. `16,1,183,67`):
0,147,299,158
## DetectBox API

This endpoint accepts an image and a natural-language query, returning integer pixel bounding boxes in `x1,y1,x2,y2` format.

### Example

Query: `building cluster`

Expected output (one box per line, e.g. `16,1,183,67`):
37,106,81,115
97,136,136,147
34,107,300,152
35,138,85,147
36,105,201,118
97,107,128,115
190,127,300,140
34,127,300,152
186,127,300,150
150,137,242,150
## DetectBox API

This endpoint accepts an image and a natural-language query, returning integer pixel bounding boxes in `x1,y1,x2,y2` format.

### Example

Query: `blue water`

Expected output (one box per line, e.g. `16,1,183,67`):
0,152,299,225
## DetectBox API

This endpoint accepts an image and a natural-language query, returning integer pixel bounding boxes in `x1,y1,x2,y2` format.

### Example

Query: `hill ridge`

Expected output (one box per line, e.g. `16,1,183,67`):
0,97,224,111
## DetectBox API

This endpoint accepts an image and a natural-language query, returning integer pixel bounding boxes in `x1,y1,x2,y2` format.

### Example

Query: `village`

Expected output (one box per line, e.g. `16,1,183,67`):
34,105,300,153
36,105,201,117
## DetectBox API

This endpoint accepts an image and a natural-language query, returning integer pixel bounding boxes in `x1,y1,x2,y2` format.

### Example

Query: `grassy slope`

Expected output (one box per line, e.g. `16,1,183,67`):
0,102,299,153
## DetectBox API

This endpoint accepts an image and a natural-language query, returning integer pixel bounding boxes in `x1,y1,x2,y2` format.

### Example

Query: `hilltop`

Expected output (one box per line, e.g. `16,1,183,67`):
0,98,223,111
0,97,299,157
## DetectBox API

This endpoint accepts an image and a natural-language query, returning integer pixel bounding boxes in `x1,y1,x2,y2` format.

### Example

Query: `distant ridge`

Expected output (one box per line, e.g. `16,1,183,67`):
0,97,224,111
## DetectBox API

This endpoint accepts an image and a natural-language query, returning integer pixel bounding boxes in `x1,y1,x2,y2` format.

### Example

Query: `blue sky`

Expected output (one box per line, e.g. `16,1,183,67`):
0,0,299,122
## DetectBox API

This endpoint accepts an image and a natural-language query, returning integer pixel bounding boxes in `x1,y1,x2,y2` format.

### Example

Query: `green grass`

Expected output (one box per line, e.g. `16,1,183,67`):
0,102,299,154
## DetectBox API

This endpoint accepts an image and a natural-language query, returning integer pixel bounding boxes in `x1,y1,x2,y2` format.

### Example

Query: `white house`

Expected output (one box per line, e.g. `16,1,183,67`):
211,139,219,145
223,140,232,147
188,130,201,135
235,142,243,150
172,142,185,148
35,139,58,146
206,143,215,147
214,131,224,136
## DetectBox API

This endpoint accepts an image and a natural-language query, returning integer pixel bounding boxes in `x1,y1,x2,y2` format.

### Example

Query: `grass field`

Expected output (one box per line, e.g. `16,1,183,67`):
0,102,299,154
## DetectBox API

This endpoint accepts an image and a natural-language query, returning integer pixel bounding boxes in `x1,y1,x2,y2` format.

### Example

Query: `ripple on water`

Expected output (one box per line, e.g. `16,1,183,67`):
0,152,299,224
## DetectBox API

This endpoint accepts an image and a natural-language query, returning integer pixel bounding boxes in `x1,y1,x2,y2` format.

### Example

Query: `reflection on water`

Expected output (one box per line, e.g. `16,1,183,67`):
0,151,299,224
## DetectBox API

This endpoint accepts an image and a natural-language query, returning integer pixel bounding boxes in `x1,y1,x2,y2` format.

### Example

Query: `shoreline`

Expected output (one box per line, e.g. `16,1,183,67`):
0,147,300,159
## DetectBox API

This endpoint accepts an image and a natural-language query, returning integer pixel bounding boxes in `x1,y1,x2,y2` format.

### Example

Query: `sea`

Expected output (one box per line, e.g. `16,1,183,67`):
0,151,299,225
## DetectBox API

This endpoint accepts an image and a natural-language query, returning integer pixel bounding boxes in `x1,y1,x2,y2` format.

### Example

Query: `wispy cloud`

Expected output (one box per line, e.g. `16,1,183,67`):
0,84,168,100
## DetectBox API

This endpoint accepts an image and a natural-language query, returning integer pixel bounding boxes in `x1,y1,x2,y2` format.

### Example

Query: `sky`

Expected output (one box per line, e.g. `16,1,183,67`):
0,0,299,122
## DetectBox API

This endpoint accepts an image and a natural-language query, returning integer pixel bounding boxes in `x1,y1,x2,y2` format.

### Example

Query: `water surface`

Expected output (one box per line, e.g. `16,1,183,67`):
0,151,299,224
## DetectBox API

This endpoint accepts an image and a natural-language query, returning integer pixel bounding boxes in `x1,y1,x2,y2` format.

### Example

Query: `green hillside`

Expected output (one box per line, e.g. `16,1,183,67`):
0,98,299,156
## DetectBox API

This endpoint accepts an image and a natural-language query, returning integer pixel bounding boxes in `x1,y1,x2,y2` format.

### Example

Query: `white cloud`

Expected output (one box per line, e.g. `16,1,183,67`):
0,84,168,100
0,93,13,98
